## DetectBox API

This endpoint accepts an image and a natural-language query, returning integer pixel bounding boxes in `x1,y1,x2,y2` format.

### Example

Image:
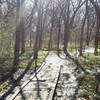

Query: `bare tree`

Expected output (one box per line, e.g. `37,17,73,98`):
89,0,100,55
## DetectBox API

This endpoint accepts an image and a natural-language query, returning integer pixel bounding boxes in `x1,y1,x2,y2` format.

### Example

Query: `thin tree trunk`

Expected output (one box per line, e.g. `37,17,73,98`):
20,18,25,54
79,1,88,56
94,17,100,55
13,0,20,68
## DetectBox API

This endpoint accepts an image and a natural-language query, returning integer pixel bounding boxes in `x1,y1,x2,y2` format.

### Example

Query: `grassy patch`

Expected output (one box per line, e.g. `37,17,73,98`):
0,83,10,92
75,53,100,99
76,73,97,99
75,54,100,69
78,90,90,99
68,46,78,52
19,50,48,68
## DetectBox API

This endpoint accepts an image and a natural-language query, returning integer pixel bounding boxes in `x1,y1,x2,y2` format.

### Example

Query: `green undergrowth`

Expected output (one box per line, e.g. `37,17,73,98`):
0,50,49,70
68,46,78,52
75,54,100,70
76,73,97,99
0,83,11,92
19,50,48,68
0,58,12,74
75,54,100,100
78,90,91,99
0,50,49,92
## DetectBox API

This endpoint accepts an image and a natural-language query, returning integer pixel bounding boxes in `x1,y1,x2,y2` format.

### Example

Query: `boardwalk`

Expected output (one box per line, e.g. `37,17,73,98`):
7,55,65,100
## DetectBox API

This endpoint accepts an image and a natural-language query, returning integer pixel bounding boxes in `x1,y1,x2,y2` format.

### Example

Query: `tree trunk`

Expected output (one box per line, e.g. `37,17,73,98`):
20,18,25,54
94,17,100,55
79,1,88,56
13,0,20,68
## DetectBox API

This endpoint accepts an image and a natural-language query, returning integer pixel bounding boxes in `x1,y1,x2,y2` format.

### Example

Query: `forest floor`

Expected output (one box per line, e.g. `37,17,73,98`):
0,48,100,100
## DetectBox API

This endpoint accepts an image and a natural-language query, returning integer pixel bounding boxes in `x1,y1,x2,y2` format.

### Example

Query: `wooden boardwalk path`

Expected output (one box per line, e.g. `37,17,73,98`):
7,55,64,100
2,48,94,100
